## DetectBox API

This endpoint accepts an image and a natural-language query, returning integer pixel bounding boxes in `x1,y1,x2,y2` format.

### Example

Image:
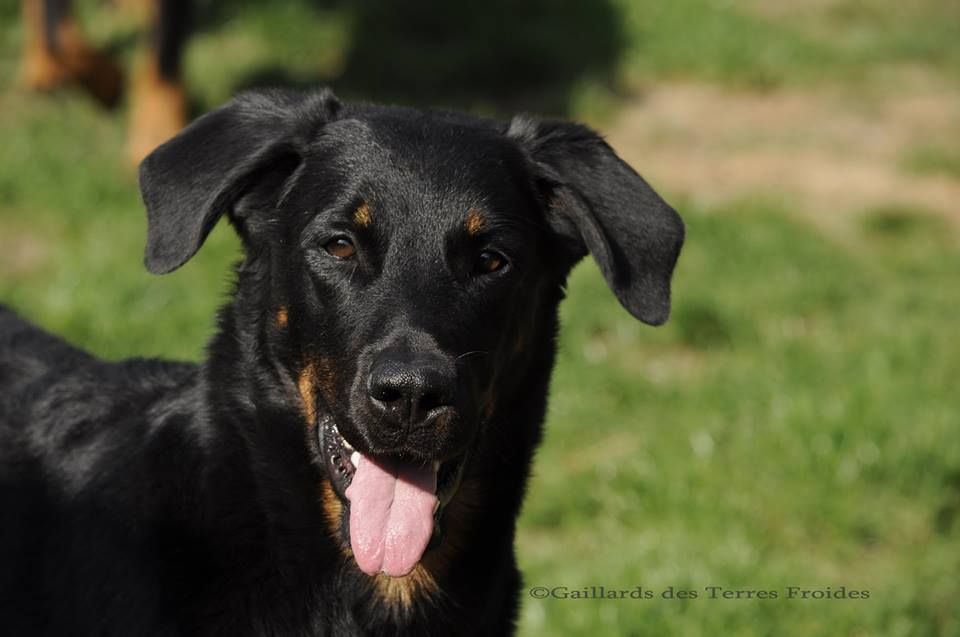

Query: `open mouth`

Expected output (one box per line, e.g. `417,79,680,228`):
319,417,467,577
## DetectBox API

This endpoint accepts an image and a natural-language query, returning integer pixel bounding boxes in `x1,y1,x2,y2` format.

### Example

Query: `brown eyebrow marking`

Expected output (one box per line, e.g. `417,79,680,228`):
275,306,289,328
465,209,486,235
354,201,372,228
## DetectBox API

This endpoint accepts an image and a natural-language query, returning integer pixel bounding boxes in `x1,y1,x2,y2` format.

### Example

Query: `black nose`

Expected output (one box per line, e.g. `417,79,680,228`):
367,352,455,428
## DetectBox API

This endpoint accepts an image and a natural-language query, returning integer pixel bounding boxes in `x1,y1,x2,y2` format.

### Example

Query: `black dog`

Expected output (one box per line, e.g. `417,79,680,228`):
0,88,683,636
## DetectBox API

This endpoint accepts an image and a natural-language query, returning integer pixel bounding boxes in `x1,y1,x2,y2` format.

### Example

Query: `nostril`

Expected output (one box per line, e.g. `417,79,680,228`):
371,385,403,404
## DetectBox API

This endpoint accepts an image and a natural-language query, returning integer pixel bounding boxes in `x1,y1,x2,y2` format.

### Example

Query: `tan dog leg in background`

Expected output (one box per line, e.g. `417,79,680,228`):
127,0,188,164
19,0,124,108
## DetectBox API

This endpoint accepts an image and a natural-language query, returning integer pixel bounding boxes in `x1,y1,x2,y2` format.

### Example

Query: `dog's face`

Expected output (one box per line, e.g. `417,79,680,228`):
139,89,683,579
281,114,550,459
272,116,559,577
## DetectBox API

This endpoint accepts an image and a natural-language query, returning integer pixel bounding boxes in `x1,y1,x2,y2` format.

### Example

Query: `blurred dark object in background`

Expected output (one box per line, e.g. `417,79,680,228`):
340,0,624,113
229,0,625,116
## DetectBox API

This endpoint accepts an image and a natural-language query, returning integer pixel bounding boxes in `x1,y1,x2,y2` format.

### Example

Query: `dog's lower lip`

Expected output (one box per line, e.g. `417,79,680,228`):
319,420,356,493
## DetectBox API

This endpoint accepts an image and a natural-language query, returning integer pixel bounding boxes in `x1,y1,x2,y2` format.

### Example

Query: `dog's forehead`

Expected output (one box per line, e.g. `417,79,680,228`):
288,110,540,238
315,113,528,201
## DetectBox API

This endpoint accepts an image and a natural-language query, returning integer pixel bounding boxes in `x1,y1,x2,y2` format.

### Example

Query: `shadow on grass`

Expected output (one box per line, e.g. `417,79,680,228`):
221,0,627,115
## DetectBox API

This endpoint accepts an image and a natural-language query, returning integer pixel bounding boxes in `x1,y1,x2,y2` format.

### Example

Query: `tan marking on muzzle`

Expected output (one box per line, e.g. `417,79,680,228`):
320,480,353,559
372,565,439,612
298,358,337,430
298,362,318,430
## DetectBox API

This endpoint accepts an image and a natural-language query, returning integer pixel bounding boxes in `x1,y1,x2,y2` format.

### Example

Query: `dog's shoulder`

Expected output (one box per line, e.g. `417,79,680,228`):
0,304,93,394
0,306,216,635
2,304,194,417
0,305,204,490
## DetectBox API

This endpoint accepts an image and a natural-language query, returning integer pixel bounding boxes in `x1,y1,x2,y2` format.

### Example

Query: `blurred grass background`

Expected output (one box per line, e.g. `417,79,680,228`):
1,1,959,635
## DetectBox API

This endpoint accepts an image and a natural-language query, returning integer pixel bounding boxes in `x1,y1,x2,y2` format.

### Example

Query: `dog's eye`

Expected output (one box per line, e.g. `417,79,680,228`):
324,237,356,260
475,250,508,275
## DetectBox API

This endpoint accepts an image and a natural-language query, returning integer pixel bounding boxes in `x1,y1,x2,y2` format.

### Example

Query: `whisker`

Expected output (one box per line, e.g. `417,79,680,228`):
455,350,489,361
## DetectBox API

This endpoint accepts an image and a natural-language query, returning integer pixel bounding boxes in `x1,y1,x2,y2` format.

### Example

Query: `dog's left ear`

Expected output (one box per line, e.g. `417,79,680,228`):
139,88,341,274
508,116,684,326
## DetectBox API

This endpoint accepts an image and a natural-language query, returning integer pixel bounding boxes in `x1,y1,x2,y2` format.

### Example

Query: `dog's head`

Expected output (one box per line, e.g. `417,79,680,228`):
139,89,683,579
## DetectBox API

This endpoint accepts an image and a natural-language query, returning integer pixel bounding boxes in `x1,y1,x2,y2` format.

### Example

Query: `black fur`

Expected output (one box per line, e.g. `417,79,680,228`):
0,88,683,636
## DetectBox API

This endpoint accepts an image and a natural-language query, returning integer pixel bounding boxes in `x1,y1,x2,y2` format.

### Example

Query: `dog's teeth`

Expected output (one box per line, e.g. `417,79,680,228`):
432,460,440,472
351,451,360,467
342,440,355,452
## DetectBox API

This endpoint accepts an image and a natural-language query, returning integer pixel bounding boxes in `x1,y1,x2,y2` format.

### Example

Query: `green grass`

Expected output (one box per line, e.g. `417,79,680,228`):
2,2,959,636
518,202,960,636
612,0,837,89
900,145,960,180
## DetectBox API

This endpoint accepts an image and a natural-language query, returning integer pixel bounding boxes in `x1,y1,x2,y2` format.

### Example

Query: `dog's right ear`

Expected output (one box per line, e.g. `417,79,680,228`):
138,88,341,274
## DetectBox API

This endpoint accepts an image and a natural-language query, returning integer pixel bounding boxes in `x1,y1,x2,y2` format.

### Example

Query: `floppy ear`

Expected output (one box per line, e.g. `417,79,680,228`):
138,88,341,274
507,116,684,326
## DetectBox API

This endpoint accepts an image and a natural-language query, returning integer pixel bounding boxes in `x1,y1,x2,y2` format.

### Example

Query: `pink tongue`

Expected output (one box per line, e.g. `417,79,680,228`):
345,454,438,577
